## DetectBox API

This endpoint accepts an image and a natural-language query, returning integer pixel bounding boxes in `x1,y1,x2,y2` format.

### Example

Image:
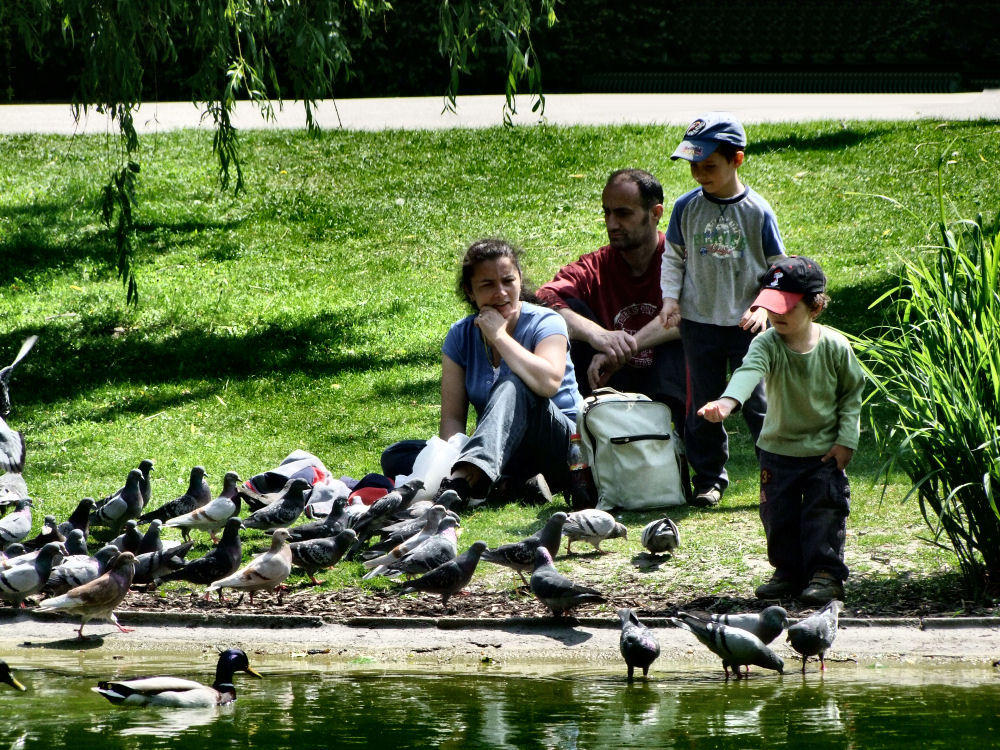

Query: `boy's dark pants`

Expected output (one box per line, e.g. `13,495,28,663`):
758,449,850,585
680,319,765,493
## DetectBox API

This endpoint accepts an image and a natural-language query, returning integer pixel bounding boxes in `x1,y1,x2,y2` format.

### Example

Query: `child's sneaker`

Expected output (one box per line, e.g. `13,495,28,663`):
689,486,721,508
754,572,800,599
797,571,844,605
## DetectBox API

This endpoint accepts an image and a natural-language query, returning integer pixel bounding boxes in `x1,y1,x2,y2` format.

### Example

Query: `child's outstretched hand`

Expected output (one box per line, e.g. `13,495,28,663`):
739,306,768,332
697,397,738,423
822,444,854,471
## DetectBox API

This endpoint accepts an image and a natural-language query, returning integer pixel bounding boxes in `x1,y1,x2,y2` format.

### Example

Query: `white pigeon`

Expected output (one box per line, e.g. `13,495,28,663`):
206,528,293,604
165,470,242,542
562,509,627,554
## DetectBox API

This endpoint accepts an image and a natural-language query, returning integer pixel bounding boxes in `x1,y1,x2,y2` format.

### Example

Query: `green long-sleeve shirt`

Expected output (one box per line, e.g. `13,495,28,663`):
722,325,865,457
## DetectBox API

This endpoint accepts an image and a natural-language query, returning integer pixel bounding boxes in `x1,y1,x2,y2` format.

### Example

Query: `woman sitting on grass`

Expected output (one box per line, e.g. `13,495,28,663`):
384,238,582,509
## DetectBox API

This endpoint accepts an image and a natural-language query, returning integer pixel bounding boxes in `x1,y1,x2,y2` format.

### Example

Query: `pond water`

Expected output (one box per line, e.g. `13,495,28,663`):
1,652,998,749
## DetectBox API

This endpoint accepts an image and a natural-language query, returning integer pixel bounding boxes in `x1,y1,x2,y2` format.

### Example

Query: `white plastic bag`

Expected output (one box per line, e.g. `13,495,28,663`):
397,433,470,502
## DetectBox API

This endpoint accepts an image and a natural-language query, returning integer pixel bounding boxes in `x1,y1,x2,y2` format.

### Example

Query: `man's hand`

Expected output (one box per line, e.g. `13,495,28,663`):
587,352,623,390
659,298,681,329
589,329,637,367
739,306,768,332
822,444,854,471
697,397,739,423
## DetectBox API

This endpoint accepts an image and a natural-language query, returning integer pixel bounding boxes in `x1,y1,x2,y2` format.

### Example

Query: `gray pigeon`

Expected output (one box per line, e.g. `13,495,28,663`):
529,546,606,617
787,599,843,672
131,540,196,585
365,507,461,555
137,519,165,555
671,612,784,679
348,478,425,542
362,505,447,576
0,541,65,607
36,550,136,638
481,511,568,585
45,544,121,596
529,545,607,617
155,517,243,597
137,466,211,525
63,529,90,556
0,471,29,515
0,498,33,549
618,607,660,680
371,516,459,579
0,417,25,475
90,469,144,537
398,540,488,607
136,458,154,509
0,335,37,419
57,497,96,540
286,496,348,543
289,528,357,585
679,605,789,646
562,509,627,554
640,517,681,555
22,515,64,551
165,470,241,542
110,520,143,553
241,478,310,531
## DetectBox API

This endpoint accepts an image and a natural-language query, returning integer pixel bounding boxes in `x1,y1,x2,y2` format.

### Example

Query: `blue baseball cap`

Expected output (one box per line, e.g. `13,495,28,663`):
671,112,747,162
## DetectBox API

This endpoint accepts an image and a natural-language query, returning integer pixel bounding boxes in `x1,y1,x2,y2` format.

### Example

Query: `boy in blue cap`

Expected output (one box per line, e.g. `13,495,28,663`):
659,112,787,508
697,256,864,604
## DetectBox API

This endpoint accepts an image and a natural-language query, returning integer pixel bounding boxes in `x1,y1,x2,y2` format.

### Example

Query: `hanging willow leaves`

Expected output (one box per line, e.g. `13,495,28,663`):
1,0,557,303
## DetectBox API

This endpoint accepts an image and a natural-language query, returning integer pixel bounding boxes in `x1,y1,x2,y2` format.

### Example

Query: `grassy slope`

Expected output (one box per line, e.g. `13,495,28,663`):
1,119,998,609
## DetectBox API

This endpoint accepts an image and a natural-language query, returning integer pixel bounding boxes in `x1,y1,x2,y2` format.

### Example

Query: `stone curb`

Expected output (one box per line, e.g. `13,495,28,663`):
6,610,997,631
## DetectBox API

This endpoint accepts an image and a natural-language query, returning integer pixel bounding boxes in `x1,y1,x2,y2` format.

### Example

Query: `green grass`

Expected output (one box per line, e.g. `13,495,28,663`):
1,118,998,612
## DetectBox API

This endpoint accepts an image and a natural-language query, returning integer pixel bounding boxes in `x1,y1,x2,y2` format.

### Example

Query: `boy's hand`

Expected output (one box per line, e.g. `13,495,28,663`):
822,444,854,470
659,298,681,329
739,306,768,332
697,397,738,423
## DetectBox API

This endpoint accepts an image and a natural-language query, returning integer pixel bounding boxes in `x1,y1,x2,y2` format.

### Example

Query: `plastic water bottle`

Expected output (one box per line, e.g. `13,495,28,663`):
567,433,598,510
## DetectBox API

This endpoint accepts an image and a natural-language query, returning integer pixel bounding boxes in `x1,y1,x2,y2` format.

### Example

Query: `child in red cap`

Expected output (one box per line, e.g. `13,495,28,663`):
698,256,865,605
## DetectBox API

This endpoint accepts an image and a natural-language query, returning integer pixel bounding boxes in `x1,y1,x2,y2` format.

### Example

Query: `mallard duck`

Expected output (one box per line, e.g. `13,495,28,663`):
0,660,26,691
93,648,261,707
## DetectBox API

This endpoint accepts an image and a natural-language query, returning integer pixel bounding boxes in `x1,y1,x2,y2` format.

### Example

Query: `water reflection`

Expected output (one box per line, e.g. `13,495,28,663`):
0,657,998,749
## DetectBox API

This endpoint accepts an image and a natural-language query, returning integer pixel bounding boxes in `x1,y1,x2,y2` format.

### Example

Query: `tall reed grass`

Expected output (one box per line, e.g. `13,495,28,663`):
861,172,1000,596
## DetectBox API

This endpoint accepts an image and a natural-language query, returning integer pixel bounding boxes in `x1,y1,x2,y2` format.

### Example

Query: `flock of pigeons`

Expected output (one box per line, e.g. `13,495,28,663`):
0,334,844,694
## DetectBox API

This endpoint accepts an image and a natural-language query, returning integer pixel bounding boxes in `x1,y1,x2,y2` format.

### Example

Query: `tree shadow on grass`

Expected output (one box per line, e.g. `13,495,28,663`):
752,125,893,156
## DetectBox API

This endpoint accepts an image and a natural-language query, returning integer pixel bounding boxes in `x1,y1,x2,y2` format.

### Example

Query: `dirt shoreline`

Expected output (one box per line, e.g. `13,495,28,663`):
3,611,999,671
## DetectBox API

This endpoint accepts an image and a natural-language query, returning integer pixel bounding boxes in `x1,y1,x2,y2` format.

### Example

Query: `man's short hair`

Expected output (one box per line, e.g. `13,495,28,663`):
606,169,664,210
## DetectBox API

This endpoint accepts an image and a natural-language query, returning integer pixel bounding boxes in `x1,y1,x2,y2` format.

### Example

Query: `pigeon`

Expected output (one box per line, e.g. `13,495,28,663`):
787,599,843,672
0,660,26,691
241,478,310,531
93,647,262,707
640,517,681,555
44,544,121,596
137,466,211,525
90,469,145,537
481,511,568,585
285,496,349,543
289,528,357,585
22,514,64,551
0,541,65,607
165,470,242,542
155,517,243,599
364,507,462,556
131,540,196,585
678,605,789,645
401,489,463,519
57,497,96,540
397,540,488,607
562,509,627,554
206,527,293,604
36,550,136,638
529,546,606,617
0,334,37,419
618,607,660,680
110,519,143,553
0,498,33,549
63,529,90,556
671,612,784,679
136,458,154,508
0,472,29,516
348,478,425,542
0,419,26,477
367,516,459,579
362,504,447,575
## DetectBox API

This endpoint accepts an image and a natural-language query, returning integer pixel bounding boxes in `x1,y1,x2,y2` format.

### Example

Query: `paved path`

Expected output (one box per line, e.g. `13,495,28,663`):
1,91,998,135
